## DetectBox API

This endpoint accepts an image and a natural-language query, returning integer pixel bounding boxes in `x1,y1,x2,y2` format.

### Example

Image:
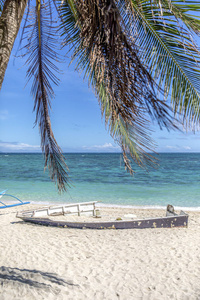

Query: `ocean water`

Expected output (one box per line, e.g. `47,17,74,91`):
1,153,200,209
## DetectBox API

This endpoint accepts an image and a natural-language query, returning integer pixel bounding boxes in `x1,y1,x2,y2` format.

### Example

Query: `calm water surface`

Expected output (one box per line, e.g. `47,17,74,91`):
0,153,200,209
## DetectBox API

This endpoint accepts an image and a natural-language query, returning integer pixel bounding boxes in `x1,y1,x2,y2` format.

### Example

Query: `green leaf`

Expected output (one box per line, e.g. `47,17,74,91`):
129,0,200,128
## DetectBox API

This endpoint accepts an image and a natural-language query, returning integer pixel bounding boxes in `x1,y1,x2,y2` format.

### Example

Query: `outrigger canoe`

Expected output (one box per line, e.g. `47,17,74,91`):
0,190,30,209
17,203,188,229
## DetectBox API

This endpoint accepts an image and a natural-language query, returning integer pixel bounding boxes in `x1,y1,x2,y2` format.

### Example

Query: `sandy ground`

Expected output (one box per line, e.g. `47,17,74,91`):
0,204,200,300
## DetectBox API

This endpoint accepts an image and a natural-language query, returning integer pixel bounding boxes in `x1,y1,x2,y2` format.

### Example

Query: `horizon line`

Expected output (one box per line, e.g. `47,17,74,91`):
1,151,200,154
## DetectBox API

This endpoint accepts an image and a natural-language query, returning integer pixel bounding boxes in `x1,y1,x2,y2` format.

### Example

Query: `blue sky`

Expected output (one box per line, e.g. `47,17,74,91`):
1,31,200,153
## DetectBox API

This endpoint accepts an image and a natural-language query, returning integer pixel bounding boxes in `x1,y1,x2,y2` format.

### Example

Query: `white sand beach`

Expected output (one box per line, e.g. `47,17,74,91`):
0,205,200,300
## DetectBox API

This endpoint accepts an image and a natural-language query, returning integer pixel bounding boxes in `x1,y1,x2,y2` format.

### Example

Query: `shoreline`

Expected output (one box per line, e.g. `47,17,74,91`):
27,200,200,212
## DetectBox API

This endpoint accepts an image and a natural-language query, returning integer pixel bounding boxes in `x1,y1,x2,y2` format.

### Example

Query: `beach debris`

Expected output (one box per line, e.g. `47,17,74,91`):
167,204,175,214
94,209,101,218
124,214,137,219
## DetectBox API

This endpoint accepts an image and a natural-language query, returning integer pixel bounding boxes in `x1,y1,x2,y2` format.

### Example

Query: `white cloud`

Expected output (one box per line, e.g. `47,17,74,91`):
0,142,40,152
82,143,120,151
183,146,191,150
166,145,179,150
0,110,8,120
93,143,117,149
164,145,192,152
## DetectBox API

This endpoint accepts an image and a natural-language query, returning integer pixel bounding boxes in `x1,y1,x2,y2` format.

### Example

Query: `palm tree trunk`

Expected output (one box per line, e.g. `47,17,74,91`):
0,0,27,90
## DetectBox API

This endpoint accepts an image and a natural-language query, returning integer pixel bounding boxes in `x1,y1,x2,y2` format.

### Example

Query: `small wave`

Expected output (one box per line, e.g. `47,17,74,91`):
29,200,59,206
96,203,200,212
28,201,200,212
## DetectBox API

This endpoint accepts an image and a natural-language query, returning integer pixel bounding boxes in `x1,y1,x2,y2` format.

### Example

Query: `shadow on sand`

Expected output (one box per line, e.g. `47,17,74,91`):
0,266,78,291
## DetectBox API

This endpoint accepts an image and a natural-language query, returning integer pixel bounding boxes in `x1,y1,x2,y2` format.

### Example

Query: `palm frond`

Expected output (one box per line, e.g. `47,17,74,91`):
0,0,5,14
128,0,200,129
150,0,200,34
22,0,69,191
57,0,176,173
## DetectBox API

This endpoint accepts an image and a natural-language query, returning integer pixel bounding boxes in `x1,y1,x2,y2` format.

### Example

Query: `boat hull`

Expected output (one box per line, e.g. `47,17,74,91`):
19,214,188,229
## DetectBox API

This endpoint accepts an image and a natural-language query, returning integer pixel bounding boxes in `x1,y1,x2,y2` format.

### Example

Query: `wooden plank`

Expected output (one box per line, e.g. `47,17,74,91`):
17,201,98,218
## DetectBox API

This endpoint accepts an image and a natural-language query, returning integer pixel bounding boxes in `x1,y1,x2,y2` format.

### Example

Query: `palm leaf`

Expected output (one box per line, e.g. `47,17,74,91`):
150,0,200,34
128,0,200,128
56,0,176,173
0,0,5,14
22,0,69,191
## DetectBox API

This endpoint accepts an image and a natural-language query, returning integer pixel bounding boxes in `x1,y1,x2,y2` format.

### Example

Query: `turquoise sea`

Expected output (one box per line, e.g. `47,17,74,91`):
1,153,200,210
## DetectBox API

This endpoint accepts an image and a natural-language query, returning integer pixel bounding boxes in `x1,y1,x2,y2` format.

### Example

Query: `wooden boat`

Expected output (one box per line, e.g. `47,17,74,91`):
0,190,30,209
17,204,189,229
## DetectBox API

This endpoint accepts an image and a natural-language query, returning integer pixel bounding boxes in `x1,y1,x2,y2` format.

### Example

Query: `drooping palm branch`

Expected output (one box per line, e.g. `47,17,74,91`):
57,0,177,173
56,0,200,175
22,0,69,191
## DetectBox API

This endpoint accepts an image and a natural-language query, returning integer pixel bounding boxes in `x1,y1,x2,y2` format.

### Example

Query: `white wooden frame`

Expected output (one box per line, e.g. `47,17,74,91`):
17,201,98,218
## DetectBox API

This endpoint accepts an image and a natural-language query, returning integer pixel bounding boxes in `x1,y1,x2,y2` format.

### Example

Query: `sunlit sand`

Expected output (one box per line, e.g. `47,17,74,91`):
0,204,200,299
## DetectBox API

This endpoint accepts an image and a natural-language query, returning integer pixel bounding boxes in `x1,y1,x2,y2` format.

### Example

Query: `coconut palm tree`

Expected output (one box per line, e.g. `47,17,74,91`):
0,0,200,191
